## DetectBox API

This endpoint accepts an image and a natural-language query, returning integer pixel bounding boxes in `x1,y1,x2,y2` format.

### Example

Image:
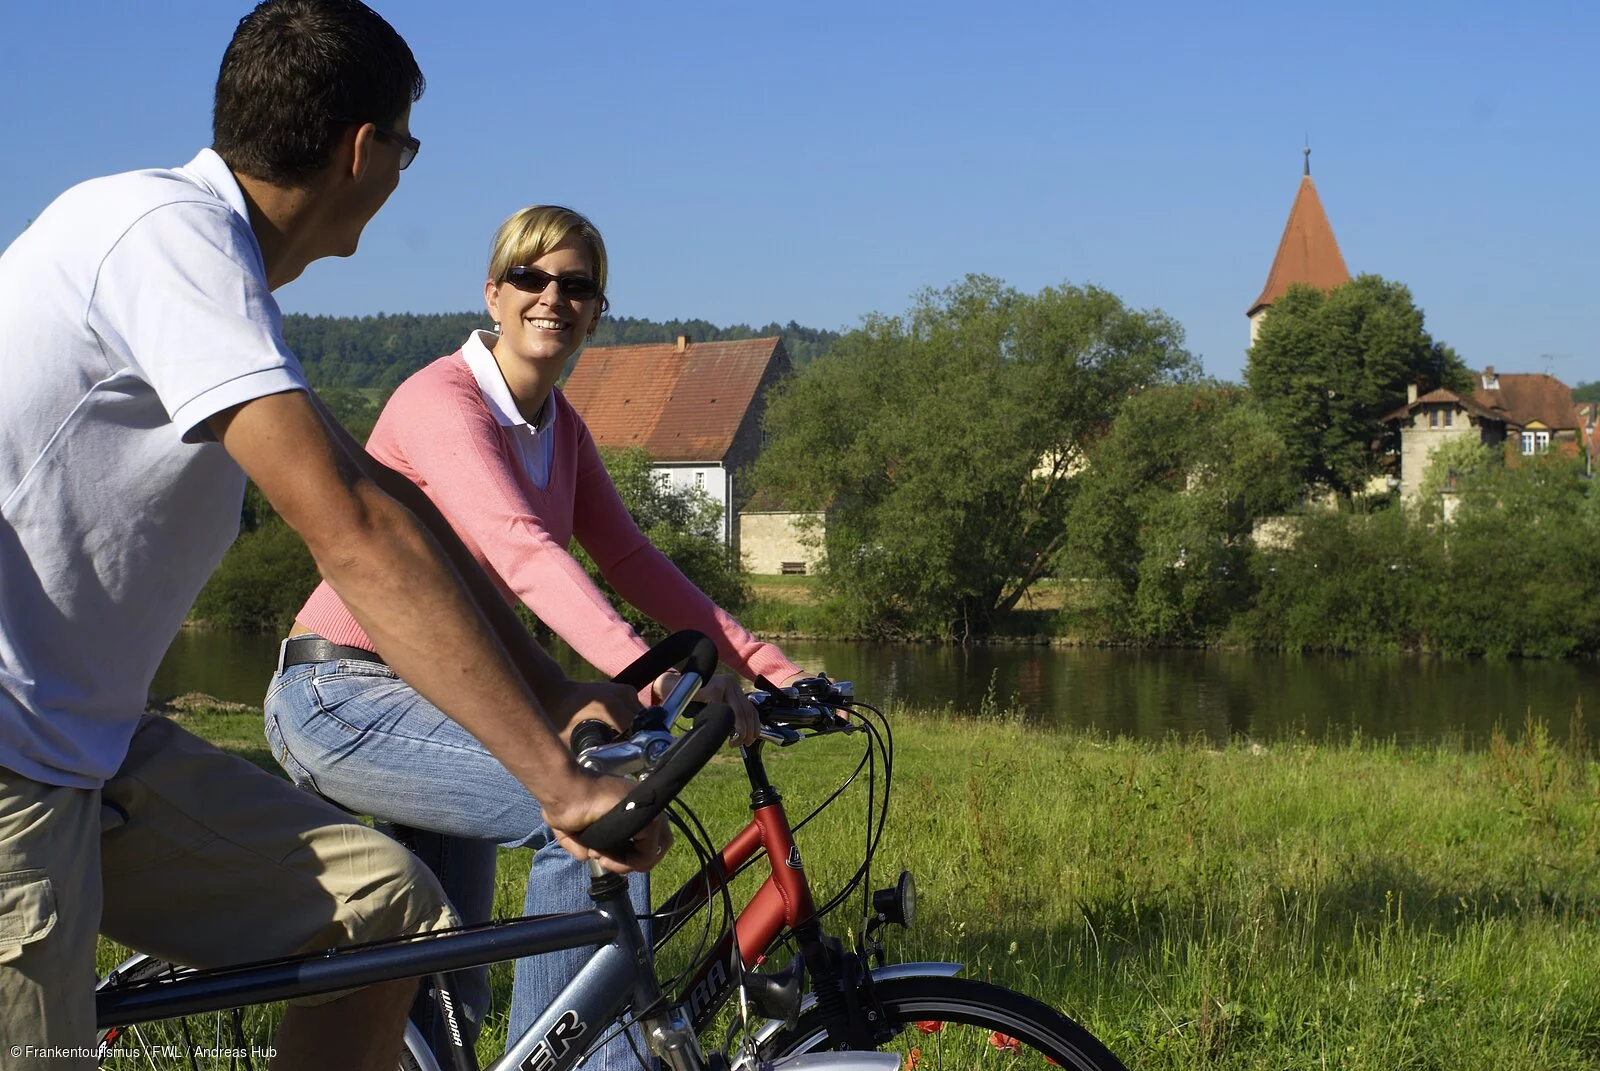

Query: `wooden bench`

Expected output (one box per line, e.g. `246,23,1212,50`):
779,561,807,576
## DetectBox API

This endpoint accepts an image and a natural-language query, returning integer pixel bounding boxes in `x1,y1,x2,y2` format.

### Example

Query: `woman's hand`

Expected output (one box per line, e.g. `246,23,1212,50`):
700,673,761,747
655,671,761,747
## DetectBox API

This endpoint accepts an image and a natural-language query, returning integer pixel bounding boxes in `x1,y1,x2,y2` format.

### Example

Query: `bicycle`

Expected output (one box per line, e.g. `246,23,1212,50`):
95,631,1128,1071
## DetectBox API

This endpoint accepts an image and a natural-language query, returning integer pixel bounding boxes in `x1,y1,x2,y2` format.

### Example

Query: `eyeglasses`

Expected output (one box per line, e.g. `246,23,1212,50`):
331,118,420,170
504,266,601,301
369,125,420,170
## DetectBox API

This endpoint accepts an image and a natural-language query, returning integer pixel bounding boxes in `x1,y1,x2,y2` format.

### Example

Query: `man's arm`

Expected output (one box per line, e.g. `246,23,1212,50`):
207,389,659,869
303,390,638,737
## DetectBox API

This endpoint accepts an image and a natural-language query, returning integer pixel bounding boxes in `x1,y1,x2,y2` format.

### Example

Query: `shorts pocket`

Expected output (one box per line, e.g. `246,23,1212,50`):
0,869,57,964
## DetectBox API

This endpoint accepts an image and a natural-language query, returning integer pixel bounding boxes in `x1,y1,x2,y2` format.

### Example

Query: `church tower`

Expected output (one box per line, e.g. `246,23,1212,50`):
1247,148,1350,344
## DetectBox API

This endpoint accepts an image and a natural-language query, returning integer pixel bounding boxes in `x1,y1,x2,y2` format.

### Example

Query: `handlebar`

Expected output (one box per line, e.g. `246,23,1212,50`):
568,631,725,857
566,634,854,856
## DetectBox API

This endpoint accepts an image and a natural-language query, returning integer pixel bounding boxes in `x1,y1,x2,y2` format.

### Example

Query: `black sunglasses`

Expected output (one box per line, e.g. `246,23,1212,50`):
504,266,601,301
331,118,420,170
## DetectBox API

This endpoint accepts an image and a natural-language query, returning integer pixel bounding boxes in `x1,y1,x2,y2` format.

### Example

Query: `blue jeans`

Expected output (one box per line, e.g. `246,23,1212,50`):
263,657,649,1068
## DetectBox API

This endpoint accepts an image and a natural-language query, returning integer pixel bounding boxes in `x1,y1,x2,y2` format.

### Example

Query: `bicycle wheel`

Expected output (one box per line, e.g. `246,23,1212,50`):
765,976,1127,1071
95,954,438,1071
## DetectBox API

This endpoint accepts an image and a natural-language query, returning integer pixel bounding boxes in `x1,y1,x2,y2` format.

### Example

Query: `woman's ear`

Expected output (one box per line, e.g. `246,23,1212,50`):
484,279,501,324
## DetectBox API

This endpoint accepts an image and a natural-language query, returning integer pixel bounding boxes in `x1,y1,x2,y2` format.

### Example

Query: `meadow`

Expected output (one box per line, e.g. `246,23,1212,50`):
101,704,1600,1069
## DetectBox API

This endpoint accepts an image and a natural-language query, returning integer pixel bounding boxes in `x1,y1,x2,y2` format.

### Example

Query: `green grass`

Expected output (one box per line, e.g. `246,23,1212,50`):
102,706,1600,1069
739,589,842,636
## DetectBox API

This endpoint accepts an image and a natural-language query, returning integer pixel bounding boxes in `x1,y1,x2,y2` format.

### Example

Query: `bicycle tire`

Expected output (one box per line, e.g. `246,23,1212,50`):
95,954,437,1071
764,976,1127,1071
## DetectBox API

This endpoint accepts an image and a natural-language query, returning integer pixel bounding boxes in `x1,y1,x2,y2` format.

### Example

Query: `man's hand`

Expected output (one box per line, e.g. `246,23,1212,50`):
546,679,642,746
544,772,673,874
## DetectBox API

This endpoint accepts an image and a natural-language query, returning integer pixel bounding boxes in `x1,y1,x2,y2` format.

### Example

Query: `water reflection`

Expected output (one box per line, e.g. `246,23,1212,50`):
152,630,1600,749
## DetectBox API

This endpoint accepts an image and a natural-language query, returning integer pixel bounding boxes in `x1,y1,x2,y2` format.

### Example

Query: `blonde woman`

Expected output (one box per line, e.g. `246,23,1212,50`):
263,205,808,1061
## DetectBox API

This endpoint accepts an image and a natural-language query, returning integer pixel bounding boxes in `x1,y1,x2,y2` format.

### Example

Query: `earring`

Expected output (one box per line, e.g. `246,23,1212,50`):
493,321,501,334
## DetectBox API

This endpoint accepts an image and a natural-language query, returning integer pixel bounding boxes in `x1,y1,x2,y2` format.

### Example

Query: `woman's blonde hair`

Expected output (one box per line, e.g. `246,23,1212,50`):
487,205,609,313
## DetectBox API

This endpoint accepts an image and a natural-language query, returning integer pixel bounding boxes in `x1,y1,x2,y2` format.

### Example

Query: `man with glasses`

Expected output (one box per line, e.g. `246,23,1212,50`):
0,2,665,1067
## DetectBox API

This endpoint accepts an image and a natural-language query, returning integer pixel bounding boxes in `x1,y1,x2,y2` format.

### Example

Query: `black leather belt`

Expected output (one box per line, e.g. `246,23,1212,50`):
279,635,386,670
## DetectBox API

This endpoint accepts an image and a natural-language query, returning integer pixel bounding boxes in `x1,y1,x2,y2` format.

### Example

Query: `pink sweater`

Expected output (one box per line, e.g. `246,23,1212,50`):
298,351,801,686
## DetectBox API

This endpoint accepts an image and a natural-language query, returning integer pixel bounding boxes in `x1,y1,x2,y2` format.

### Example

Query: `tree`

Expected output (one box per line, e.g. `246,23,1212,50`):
1064,384,1301,642
1426,451,1600,657
190,518,319,632
1415,435,1499,521
754,275,1195,640
565,447,748,633
191,389,389,630
1245,274,1469,496
280,312,843,390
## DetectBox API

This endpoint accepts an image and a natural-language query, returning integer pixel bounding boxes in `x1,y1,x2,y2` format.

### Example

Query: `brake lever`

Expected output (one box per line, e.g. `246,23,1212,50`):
757,725,803,747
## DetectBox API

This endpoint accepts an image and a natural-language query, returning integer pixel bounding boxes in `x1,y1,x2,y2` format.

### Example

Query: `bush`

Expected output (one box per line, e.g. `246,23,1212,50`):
190,518,319,632
569,447,749,634
1242,506,1433,652
1241,454,1600,657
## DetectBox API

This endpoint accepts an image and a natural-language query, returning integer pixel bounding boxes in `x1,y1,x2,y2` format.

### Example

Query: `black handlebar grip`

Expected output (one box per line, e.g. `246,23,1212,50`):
574,702,735,858
570,719,619,756
610,630,719,692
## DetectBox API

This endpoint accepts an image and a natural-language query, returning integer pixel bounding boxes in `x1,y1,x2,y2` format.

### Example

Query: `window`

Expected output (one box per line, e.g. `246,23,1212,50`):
1521,432,1536,455
1443,409,1453,427
694,471,705,491
1537,431,1550,452
1429,409,1439,428
655,471,670,491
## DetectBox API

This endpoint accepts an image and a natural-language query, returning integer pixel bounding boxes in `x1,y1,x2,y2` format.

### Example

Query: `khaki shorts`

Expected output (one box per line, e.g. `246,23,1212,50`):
0,715,456,1064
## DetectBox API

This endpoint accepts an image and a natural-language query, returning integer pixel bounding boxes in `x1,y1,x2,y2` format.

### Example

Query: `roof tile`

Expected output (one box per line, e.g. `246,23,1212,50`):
1471,372,1580,432
562,337,786,461
1249,175,1351,316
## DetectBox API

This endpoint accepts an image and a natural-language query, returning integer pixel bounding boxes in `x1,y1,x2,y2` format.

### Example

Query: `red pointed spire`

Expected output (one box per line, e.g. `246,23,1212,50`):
1247,152,1350,317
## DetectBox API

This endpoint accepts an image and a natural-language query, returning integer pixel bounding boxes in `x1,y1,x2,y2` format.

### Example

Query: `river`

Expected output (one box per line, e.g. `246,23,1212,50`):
152,630,1600,748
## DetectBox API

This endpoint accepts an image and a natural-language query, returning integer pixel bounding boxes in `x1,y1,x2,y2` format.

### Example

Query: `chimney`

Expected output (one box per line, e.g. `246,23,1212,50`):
1481,366,1499,390
676,334,688,354
1407,382,1418,405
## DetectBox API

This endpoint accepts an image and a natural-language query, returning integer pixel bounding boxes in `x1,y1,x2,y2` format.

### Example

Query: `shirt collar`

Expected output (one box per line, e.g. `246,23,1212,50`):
174,149,253,225
462,330,554,431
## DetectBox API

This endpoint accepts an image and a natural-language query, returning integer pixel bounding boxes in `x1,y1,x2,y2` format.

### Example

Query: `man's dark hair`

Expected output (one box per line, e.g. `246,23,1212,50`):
213,0,424,186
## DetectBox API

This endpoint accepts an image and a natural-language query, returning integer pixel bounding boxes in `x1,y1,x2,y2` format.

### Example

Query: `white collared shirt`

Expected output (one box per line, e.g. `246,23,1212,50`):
0,148,307,787
461,329,557,489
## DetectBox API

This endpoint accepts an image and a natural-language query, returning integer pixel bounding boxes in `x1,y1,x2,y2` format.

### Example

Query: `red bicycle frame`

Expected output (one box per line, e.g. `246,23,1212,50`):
658,748,827,1031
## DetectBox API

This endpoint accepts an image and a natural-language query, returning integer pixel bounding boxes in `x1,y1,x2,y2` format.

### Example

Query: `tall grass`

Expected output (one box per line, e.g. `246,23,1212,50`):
102,707,1600,1068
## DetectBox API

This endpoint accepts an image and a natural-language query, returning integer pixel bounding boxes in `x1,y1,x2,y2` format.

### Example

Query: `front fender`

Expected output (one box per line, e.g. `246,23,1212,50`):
752,961,964,1046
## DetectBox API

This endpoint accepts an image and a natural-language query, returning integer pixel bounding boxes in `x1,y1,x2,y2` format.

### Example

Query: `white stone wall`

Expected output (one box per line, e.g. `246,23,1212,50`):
1248,308,1268,346
739,512,825,574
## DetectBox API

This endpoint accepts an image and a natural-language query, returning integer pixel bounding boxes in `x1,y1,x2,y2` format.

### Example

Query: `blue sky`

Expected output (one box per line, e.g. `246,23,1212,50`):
2,1,1595,384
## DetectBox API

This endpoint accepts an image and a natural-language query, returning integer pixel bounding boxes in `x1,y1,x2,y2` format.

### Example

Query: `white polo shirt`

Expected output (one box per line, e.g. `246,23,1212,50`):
461,329,557,489
0,149,309,788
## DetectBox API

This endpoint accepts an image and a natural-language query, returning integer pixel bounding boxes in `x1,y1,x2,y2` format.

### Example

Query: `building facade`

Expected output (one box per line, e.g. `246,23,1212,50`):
560,335,792,551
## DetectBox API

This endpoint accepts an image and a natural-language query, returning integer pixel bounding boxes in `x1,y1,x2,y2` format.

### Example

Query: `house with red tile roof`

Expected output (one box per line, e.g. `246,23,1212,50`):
1247,149,1350,345
561,335,791,550
1382,368,1583,501
1576,401,1599,473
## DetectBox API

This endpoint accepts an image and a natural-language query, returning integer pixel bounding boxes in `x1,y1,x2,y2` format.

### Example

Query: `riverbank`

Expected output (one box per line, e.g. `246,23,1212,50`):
101,704,1599,1068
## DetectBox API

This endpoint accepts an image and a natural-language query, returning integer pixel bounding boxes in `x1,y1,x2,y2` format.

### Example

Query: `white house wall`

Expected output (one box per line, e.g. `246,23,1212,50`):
652,464,731,544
